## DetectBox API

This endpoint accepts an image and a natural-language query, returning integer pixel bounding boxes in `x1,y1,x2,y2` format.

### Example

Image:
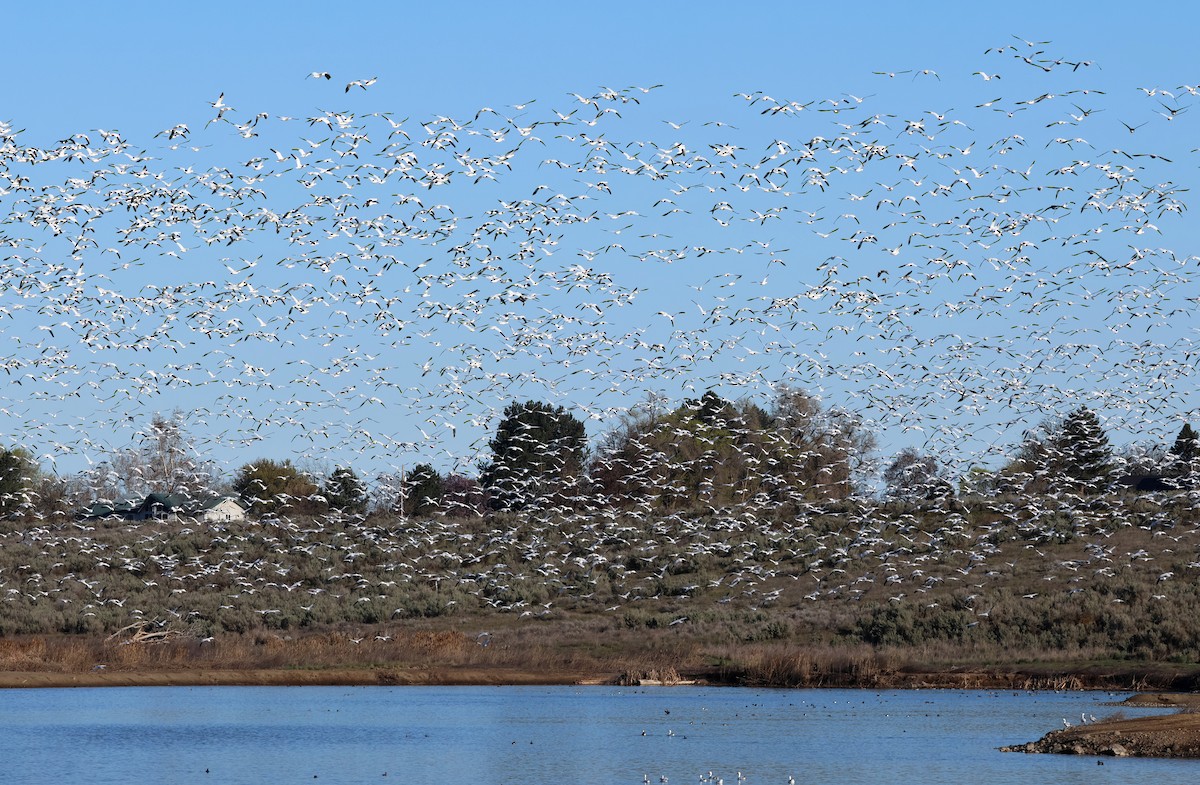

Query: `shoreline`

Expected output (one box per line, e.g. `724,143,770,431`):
0,665,1189,691
1002,693,1200,759
0,667,598,689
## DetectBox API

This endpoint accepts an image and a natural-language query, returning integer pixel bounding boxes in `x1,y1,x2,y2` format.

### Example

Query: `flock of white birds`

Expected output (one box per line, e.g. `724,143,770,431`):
2,42,1200,648
0,36,1197,486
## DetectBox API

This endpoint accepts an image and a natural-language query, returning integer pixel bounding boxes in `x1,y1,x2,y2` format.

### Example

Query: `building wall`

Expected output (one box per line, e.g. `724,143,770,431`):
200,498,246,523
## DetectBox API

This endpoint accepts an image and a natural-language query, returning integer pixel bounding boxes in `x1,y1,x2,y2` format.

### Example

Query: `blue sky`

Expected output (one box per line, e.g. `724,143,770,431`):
11,2,1194,135
2,2,1199,483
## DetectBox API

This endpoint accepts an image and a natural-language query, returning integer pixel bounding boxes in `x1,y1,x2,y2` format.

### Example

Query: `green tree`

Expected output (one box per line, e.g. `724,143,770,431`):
1051,406,1113,492
1171,423,1198,463
1169,423,1199,488
482,400,586,511
233,459,319,516
588,394,669,505
322,466,367,515
403,463,443,516
690,389,736,428
589,387,877,510
590,391,745,510
0,447,36,516
1003,406,1114,494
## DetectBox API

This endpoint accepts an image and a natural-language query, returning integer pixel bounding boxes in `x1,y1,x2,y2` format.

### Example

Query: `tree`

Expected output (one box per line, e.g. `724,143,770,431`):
322,466,367,515
588,386,878,510
1051,406,1113,492
883,448,948,500
818,406,879,497
402,463,443,517
998,437,1048,495
1002,406,1113,494
1169,423,1199,488
30,471,71,521
690,389,736,428
590,390,747,510
1172,423,1199,462
0,447,36,516
1112,441,1169,490
958,466,997,497
233,459,319,516
767,387,877,500
481,400,587,511
588,394,670,506
439,473,485,518
106,411,217,501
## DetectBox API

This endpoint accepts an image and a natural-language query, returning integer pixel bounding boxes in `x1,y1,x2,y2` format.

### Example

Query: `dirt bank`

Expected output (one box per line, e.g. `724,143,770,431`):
1116,692,1200,709
0,665,1190,692
1002,693,1200,758
0,667,599,689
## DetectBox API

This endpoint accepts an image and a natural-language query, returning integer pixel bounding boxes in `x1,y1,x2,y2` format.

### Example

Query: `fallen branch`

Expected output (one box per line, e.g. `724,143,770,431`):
105,622,185,645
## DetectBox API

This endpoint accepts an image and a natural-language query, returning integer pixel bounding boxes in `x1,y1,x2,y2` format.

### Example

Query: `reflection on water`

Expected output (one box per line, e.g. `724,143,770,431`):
0,686,1192,785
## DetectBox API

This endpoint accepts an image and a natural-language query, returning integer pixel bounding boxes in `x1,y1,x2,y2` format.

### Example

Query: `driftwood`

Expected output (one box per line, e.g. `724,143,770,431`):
105,622,185,645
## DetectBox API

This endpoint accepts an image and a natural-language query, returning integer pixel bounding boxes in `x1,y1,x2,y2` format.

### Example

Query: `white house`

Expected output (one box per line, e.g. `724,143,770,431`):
196,496,248,523
79,493,249,523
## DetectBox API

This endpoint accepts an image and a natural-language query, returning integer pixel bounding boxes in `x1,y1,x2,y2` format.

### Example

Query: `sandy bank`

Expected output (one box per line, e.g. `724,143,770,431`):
1002,693,1200,758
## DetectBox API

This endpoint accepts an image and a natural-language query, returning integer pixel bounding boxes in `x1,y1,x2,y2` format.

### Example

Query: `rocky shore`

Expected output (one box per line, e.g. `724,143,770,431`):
1002,693,1200,758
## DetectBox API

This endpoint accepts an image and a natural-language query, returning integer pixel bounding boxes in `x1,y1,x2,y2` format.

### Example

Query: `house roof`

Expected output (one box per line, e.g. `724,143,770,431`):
81,500,137,518
80,493,247,519
196,495,248,511
138,492,188,512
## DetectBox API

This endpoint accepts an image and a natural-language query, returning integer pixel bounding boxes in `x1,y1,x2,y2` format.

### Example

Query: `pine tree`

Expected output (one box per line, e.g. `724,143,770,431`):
402,463,443,516
322,466,367,515
482,400,586,511
1050,406,1113,492
1169,423,1199,488
1171,423,1198,463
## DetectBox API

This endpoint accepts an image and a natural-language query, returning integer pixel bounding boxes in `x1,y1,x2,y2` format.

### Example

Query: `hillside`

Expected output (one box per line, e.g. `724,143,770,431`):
3,490,1200,686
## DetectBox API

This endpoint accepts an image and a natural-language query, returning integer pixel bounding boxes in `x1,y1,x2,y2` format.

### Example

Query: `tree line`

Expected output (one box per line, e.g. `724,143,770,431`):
1,393,1197,520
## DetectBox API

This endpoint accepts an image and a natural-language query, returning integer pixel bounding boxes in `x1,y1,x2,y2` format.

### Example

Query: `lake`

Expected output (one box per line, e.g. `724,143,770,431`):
0,686,1192,784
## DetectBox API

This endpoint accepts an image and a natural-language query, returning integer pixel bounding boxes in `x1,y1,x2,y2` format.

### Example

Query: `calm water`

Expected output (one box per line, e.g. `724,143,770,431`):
0,686,1193,784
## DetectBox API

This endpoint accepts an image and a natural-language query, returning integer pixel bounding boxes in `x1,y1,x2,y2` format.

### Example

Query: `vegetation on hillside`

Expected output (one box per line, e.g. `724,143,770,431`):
1,394,1198,683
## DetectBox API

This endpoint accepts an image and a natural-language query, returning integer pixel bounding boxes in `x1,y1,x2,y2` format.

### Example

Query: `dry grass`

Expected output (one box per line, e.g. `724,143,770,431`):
0,629,482,673
0,621,1193,691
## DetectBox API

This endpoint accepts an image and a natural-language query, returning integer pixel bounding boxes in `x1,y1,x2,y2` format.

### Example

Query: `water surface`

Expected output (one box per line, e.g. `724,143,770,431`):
0,686,1191,784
